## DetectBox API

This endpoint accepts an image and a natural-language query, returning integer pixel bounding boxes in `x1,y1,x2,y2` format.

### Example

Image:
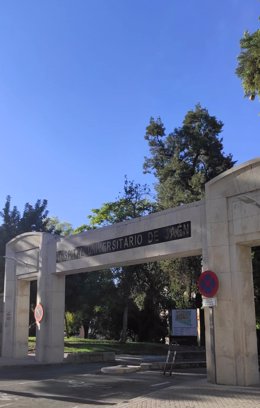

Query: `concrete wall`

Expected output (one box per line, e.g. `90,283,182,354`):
0,294,4,355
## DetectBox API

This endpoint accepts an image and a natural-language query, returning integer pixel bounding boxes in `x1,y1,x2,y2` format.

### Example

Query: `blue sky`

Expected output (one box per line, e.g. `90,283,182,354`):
0,0,259,228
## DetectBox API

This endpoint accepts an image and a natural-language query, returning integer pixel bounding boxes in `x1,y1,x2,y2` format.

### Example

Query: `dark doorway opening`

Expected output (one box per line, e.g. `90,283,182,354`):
252,246,260,361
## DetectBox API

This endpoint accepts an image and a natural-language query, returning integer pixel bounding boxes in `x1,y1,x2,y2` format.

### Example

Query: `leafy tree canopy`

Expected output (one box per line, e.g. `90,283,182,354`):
143,105,235,328
87,177,156,228
0,196,70,292
75,178,171,342
46,216,73,236
144,104,235,208
236,21,260,101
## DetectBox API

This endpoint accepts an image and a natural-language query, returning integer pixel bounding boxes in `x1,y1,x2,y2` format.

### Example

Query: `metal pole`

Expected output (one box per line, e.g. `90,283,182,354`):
209,306,217,383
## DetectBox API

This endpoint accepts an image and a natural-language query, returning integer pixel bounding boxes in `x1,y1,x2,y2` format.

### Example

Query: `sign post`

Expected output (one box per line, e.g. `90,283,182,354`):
198,270,219,383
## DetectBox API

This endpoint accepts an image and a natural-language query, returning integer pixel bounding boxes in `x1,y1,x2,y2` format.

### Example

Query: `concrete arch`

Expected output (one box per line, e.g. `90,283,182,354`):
2,232,64,362
1,158,260,386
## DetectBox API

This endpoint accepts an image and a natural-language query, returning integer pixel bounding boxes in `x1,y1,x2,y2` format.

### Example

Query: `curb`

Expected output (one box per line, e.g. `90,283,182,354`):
101,365,141,374
64,351,115,363
140,360,206,370
0,352,116,368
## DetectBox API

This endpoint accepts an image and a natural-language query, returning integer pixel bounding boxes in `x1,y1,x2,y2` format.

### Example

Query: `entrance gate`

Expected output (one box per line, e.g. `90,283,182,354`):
2,159,260,386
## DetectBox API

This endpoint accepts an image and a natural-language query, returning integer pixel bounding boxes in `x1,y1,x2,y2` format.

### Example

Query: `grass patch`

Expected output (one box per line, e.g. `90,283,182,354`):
28,337,168,355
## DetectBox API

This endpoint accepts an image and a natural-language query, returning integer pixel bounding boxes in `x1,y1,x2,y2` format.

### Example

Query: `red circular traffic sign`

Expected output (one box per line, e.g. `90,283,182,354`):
34,304,44,323
198,270,219,298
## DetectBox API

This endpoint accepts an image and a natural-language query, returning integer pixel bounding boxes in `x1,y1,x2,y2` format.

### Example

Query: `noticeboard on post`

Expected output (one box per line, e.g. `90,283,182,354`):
171,309,197,336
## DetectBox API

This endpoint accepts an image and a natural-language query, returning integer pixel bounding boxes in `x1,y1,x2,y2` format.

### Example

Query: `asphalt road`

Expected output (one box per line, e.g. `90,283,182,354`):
0,362,207,408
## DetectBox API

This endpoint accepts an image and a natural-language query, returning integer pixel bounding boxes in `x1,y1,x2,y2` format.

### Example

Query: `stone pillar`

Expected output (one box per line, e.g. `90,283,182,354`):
202,247,217,383
2,246,17,358
207,240,259,386
204,166,260,386
14,280,30,357
0,293,3,355
1,246,30,358
201,203,217,384
35,233,65,363
229,244,259,385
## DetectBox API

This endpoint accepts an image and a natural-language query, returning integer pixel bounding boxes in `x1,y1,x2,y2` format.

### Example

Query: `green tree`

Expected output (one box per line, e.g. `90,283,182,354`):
64,311,82,337
88,177,156,227
236,22,260,101
46,216,73,236
133,262,173,342
0,196,52,293
17,199,49,233
86,177,156,342
65,269,117,338
0,197,20,293
144,105,235,316
161,257,202,309
144,104,235,208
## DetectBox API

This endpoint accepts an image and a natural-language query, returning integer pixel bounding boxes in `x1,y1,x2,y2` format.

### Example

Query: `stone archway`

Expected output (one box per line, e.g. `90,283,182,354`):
2,158,260,386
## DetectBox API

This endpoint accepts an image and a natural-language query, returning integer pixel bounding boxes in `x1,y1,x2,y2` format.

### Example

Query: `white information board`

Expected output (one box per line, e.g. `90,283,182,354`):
171,309,197,336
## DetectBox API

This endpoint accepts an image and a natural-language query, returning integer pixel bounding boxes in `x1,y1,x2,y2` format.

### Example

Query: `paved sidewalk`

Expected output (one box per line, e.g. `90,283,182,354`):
116,376,260,408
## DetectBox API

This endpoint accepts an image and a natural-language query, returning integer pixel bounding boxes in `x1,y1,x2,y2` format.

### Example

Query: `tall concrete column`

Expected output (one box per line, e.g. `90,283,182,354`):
0,293,3,356
2,246,18,358
14,280,30,357
201,202,217,384
230,244,259,385
204,161,260,386
207,240,259,385
204,194,236,385
2,247,30,358
35,233,65,363
202,249,217,383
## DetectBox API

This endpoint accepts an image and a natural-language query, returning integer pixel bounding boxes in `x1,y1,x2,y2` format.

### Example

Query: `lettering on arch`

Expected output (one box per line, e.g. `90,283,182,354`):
56,221,191,263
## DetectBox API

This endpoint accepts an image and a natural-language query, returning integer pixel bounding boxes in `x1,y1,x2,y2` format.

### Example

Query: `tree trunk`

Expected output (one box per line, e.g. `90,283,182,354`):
83,322,89,339
64,313,69,338
119,303,128,343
